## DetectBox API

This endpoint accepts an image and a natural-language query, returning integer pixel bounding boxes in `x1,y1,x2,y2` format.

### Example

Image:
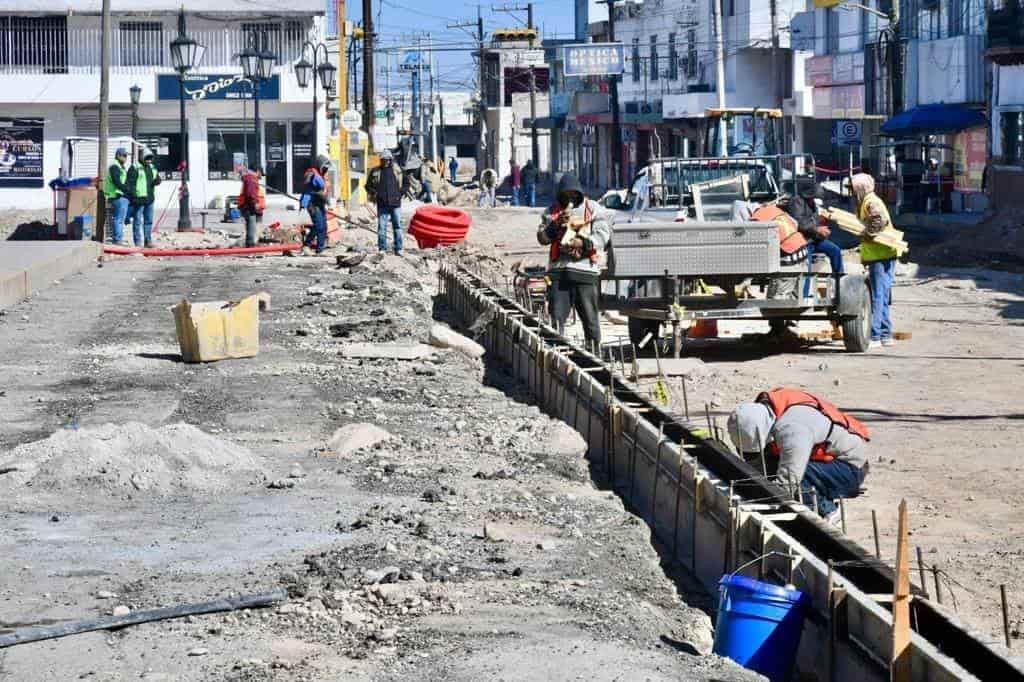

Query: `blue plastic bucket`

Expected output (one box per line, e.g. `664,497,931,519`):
712,574,810,682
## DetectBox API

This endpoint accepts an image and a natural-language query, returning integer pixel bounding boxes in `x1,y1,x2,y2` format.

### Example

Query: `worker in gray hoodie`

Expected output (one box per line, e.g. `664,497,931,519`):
536,173,611,351
726,387,870,522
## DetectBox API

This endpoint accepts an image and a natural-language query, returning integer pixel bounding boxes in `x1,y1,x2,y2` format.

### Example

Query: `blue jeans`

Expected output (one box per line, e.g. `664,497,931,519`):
511,186,520,206
109,196,129,243
525,183,536,207
867,257,896,341
450,170,457,184
800,459,865,516
807,238,844,274
377,206,403,253
130,202,153,246
306,206,327,252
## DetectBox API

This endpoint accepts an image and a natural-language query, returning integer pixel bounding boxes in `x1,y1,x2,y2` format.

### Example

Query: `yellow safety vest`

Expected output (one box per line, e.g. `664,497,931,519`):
103,163,125,199
858,192,898,263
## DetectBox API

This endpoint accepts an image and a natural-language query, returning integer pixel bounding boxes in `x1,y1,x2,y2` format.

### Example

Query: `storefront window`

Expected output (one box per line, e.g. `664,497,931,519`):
207,119,253,180
135,130,182,180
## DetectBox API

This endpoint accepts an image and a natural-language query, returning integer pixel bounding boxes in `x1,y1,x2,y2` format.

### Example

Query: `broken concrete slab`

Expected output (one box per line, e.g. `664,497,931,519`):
428,324,485,359
628,358,708,380
328,423,393,456
338,343,435,361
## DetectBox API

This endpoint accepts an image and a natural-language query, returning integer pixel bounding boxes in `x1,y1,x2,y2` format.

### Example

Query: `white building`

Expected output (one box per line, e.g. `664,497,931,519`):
0,0,328,212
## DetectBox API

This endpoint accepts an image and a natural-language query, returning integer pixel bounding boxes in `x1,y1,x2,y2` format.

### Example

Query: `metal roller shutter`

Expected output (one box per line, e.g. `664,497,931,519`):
70,107,134,177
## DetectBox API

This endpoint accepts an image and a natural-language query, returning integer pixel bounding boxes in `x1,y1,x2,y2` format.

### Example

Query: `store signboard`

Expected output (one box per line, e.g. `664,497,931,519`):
157,74,280,101
563,43,624,77
0,118,43,188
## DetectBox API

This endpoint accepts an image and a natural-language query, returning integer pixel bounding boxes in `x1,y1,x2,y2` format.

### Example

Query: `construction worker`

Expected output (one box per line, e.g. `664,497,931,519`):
509,159,521,206
448,156,459,185
536,173,611,351
300,155,330,254
237,166,265,247
521,159,538,207
785,179,844,275
366,149,407,255
125,151,161,248
478,168,497,208
727,387,870,522
851,173,898,349
103,147,130,245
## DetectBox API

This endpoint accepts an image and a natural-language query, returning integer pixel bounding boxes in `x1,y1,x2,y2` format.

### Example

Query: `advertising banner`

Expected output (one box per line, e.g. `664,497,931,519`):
0,118,44,188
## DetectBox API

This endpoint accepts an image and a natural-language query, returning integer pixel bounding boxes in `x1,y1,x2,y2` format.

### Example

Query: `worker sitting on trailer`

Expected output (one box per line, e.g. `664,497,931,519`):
537,173,611,352
784,179,845,276
726,387,870,524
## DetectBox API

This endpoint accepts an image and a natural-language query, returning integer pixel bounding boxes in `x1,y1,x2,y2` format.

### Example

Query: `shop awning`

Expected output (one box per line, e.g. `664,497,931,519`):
880,103,987,137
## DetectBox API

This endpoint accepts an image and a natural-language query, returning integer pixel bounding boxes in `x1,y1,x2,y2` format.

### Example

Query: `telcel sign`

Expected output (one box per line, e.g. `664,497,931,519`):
563,43,624,77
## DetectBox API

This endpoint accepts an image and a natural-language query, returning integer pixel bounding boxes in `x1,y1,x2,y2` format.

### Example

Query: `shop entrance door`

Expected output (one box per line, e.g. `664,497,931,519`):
291,121,315,195
265,122,288,196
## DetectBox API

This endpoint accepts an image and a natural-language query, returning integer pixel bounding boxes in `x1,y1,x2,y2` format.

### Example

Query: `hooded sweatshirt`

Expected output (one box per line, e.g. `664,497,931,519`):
728,402,868,485
536,173,611,281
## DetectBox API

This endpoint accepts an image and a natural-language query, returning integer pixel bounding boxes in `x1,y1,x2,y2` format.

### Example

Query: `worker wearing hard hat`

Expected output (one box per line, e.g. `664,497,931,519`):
727,387,870,522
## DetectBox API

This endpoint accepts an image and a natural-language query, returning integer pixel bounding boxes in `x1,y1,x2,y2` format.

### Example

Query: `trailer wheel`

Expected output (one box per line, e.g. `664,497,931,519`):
628,317,661,349
841,283,871,353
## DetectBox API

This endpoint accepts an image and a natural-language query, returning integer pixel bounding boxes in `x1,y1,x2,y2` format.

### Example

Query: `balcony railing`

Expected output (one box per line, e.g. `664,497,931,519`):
0,19,312,74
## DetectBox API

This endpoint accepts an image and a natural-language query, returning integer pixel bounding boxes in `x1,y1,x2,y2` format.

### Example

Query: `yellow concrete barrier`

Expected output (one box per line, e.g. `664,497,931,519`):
171,292,271,363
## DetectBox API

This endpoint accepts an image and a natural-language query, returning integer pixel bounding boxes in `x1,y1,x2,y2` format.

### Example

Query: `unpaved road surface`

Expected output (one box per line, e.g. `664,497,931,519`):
0,216,758,681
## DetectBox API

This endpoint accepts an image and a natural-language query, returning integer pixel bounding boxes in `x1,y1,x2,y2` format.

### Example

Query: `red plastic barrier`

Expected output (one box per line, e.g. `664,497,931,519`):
103,243,302,257
408,206,471,249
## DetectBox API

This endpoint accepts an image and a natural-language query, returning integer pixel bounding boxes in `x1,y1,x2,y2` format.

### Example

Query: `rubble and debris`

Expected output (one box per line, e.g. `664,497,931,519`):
328,423,393,456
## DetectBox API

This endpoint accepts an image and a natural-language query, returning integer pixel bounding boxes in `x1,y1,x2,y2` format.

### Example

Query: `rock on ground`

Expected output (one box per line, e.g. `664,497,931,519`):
328,423,393,456
428,324,485,359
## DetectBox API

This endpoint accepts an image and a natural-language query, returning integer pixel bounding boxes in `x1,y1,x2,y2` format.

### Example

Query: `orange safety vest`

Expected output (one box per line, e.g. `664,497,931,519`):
547,201,596,263
237,171,266,213
751,205,808,264
757,387,870,462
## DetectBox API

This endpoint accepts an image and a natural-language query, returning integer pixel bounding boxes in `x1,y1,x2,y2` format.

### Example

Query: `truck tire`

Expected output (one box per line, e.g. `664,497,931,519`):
842,283,871,353
628,317,661,349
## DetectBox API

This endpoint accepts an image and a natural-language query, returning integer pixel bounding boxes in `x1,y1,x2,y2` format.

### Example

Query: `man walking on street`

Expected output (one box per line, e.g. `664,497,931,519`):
509,159,521,206
237,166,265,247
851,173,899,350
728,387,870,523
536,173,611,351
103,147,131,245
448,156,459,185
521,159,538,207
366,149,407,255
126,151,161,248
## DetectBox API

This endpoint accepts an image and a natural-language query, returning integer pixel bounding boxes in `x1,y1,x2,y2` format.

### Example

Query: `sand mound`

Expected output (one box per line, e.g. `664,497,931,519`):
0,422,268,496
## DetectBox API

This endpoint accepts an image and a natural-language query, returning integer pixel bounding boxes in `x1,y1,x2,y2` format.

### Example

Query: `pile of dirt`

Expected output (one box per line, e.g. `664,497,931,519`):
0,422,268,497
920,208,1024,269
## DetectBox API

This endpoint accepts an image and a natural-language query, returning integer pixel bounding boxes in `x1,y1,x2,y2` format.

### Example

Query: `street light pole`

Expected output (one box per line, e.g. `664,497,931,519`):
169,10,204,232
295,42,336,161
240,29,278,172
129,83,141,163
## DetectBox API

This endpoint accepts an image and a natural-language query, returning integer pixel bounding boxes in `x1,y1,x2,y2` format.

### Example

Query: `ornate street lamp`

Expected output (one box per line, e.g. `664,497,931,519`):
129,83,141,162
169,9,204,231
239,30,277,173
294,41,335,162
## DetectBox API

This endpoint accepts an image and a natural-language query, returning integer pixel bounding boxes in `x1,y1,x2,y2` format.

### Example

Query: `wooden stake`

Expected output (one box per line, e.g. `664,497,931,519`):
871,509,881,559
1002,584,1012,649
892,499,911,682
932,563,943,605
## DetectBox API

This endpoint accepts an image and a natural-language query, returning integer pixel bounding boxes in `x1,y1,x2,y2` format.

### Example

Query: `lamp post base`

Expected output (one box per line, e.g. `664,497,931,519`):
177,183,198,232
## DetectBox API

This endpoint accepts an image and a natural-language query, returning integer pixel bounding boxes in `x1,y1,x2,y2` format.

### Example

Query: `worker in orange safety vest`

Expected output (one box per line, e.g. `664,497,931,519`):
726,387,870,523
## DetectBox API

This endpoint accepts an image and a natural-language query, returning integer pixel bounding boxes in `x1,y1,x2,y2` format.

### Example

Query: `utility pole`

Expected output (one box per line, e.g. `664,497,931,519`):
493,3,540,168
599,0,622,186
449,9,486,174
95,0,110,243
770,0,781,150
336,0,350,206
362,0,375,149
712,0,728,157
889,2,902,117
429,33,438,161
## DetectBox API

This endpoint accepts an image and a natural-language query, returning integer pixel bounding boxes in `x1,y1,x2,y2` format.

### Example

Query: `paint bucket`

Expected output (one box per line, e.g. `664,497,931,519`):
712,574,809,682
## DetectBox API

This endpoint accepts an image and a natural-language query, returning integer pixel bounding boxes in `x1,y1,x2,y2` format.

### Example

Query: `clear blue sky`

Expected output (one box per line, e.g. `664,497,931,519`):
344,0,604,93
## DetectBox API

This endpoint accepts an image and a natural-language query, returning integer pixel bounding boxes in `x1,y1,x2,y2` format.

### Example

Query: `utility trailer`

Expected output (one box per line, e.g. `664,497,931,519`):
603,219,872,355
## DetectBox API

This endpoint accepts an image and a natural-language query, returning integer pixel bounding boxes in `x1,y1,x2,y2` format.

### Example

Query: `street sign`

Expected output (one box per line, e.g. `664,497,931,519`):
563,43,625,77
832,119,862,146
341,110,362,132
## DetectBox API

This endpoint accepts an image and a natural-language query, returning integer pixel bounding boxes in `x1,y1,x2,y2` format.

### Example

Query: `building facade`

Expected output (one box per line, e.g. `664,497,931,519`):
0,1,327,211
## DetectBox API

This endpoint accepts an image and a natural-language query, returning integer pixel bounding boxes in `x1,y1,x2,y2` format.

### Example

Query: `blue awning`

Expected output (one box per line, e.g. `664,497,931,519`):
880,103,987,137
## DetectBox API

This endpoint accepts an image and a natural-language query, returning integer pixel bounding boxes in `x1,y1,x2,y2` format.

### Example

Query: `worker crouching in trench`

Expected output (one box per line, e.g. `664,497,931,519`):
536,173,611,353
727,388,870,523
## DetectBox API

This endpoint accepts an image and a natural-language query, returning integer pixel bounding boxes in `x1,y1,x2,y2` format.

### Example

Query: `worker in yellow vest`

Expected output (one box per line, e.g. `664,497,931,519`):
102,147,130,245
850,173,898,349
126,152,162,248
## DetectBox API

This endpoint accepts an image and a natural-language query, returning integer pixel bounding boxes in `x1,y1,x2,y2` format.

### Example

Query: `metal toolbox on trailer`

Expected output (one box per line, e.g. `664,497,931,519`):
609,221,780,278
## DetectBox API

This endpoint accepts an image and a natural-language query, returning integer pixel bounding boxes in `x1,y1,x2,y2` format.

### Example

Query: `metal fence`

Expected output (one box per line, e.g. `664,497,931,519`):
0,18,311,74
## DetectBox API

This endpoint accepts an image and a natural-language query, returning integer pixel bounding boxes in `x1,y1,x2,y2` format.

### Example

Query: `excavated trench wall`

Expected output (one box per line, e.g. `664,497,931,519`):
440,261,1023,682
